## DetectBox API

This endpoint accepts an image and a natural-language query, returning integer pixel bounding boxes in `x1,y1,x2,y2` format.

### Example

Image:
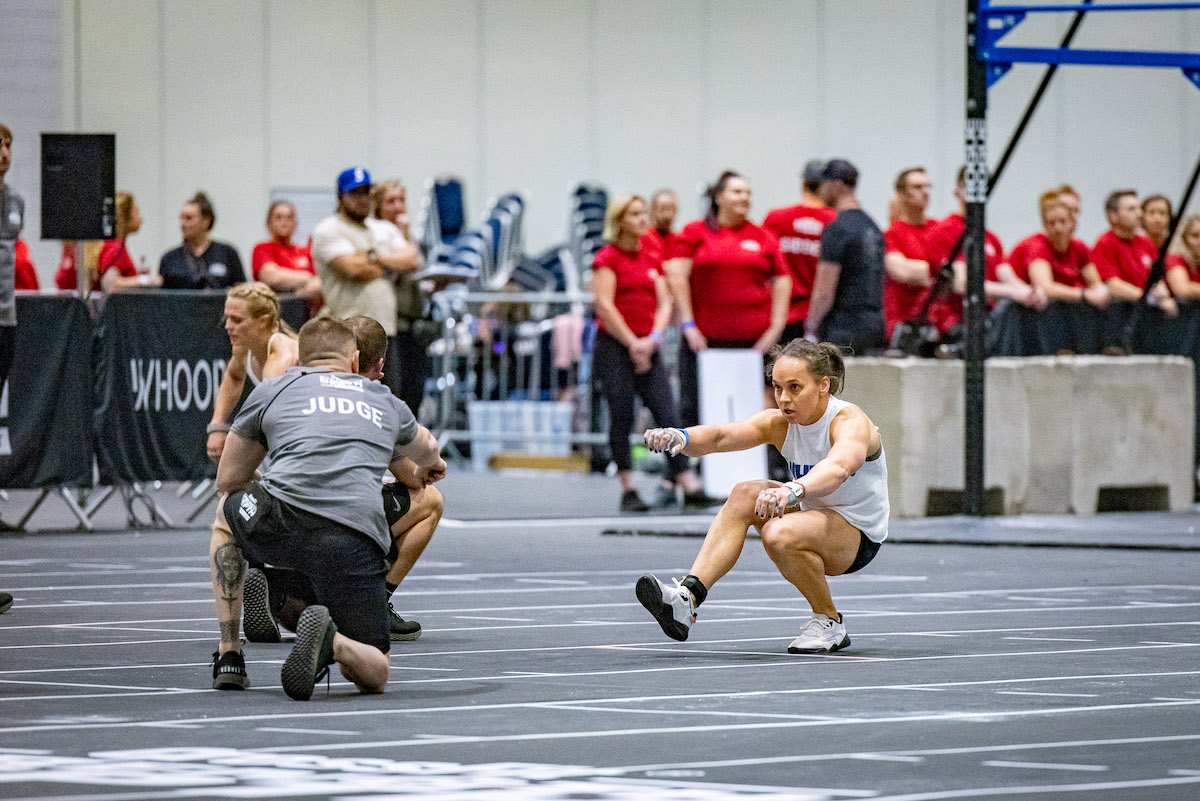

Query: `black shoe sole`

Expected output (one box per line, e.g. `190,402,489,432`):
787,635,851,654
281,605,336,701
389,627,422,642
213,671,250,690
0,597,12,615
242,569,282,643
635,575,689,642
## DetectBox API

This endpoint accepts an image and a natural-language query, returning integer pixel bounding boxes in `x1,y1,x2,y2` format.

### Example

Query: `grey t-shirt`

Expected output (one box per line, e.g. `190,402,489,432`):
231,366,418,551
0,182,24,327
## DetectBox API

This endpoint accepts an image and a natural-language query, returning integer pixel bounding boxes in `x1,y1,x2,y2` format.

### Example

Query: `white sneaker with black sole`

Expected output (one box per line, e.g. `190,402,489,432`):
787,613,850,653
635,574,696,641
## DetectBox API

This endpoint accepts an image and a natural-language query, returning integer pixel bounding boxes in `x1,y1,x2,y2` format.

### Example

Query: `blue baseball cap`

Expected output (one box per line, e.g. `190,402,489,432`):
337,166,372,194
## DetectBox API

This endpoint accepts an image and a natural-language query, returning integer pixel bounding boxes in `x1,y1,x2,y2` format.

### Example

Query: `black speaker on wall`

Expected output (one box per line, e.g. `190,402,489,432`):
40,133,116,241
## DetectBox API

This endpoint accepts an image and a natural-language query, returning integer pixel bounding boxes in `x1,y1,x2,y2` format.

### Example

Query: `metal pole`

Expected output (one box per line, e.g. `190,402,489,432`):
964,0,989,516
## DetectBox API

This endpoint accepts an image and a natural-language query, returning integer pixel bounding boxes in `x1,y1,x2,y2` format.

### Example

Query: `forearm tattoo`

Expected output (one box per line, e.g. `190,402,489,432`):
213,542,246,606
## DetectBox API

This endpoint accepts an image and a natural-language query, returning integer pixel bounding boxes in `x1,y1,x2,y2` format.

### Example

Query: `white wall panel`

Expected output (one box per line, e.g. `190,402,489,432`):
0,0,61,283
77,0,163,270
266,0,370,191
373,0,481,220
161,1,266,267
704,0,821,223
480,0,590,248
590,0,705,211
51,1,1200,259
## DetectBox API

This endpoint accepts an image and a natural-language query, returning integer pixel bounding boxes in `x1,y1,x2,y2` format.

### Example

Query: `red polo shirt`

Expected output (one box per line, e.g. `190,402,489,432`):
925,213,1005,331
1008,233,1091,288
1166,253,1199,282
14,239,38,290
669,219,788,341
592,243,660,337
251,240,314,281
763,203,837,323
883,219,936,337
1091,230,1158,286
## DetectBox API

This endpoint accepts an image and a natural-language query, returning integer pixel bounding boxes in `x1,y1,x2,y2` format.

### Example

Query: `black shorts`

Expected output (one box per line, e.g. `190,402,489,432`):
382,483,413,565
844,532,881,575
224,484,390,653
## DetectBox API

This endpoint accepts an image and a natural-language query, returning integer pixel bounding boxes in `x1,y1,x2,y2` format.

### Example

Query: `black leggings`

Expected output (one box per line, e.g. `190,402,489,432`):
592,331,687,481
0,325,13,397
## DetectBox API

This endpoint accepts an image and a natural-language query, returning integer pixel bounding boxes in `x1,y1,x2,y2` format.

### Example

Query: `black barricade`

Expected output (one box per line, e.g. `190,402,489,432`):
93,291,232,481
0,295,95,488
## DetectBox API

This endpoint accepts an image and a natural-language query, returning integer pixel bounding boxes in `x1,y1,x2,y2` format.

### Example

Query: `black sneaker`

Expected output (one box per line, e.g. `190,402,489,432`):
388,602,422,641
620,489,650,512
242,568,282,643
211,649,249,690
683,489,721,509
281,605,336,701
0,592,12,614
651,485,679,509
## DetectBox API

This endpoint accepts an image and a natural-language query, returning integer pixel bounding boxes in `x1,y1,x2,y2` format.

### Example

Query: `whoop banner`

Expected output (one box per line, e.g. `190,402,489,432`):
94,291,230,481
0,295,94,488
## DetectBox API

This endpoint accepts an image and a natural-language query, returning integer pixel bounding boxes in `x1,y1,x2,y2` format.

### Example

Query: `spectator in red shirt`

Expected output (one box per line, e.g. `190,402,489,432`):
13,239,37,290
593,195,710,512
252,200,320,298
926,166,1046,334
1008,192,1108,353
1056,184,1082,231
883,167,935,339
666,170,791,428
1165,213,1200,301
1092,190,1176,316
1140,194,1173,254
763,160,836,343
643,189,678,257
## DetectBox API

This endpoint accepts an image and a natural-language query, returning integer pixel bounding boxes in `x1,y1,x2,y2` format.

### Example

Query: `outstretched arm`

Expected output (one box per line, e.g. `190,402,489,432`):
645,409,786,458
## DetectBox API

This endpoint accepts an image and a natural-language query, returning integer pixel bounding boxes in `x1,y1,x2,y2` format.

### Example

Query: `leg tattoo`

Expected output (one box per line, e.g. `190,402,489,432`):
219,619,240,644
213,543,246,606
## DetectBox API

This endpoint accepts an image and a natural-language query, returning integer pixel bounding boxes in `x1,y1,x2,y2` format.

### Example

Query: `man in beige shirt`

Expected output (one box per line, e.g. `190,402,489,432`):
311,166,420,400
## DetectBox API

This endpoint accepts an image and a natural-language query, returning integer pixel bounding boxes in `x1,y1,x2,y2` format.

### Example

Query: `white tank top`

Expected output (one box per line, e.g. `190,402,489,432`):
779,395,889,543
245,349,261,387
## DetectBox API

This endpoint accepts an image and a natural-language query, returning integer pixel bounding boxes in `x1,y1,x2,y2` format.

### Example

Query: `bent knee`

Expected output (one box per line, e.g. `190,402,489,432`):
760,516,817,554
728,480,772,509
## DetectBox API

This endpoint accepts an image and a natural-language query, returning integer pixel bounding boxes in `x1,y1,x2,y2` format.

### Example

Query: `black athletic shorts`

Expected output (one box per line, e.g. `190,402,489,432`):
844,531,881,575
224,484,390,653
381,482,413,565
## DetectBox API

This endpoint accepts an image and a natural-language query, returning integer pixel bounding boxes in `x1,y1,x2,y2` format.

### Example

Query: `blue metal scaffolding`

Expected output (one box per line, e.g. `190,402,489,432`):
961,0,1200,515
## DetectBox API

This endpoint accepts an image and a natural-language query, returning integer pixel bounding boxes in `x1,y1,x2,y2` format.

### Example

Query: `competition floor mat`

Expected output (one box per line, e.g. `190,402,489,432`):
2,517,1199,800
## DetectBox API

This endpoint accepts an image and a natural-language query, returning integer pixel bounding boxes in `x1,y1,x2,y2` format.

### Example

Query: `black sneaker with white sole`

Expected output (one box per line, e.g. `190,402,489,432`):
211,649,249,690
635,574,696,641
281,605,336,701
388,602,422,641
242,568,282,643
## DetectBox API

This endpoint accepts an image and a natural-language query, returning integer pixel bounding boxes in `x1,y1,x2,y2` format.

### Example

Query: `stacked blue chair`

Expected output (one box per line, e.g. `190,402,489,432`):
419,175,467,262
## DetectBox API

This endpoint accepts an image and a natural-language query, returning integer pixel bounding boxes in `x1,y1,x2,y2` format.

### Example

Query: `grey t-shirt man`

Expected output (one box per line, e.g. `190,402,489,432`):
230,366,417,552
0,182,24,327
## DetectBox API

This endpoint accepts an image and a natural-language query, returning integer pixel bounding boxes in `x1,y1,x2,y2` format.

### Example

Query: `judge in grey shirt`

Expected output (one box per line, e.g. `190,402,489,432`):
213,317,444,700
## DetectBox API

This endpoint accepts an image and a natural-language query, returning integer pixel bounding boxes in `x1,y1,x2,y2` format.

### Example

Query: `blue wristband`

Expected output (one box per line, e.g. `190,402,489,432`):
681,320,696,331
672,427,689,447
649,330,663,343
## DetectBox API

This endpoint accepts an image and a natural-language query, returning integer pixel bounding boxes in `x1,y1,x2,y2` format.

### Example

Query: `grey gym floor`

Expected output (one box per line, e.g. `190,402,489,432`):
2,473,1199,800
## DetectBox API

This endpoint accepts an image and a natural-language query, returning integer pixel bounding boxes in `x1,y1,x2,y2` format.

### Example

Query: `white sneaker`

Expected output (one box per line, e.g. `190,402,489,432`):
787,614,850,653
635,574,696,641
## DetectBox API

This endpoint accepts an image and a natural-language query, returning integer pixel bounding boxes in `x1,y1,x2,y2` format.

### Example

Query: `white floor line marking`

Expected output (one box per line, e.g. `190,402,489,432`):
1139,640,1194,645
4,669,1196,734
613,732,1200,773
849,754,926,762
995,690,1099,698
450,615,533,622
531,703,842,721
0,636,213,651
3,616,217,630
439,514,716,528
1170,769,1200,776
0,689,206,703
1005,596,1088,603
514,578,590,585
868,776,1200,801
389,666,461,672
982,760,1110,772
892,686,946,691
0,747,52,755
255,726,360,736
1004,636,1096,643
0,677,189,692
1152,696,1196,701
142,722,204,729
250,698,1200,753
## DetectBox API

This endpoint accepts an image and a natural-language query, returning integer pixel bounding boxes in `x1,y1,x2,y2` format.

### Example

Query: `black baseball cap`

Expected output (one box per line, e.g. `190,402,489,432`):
821,159,858,188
